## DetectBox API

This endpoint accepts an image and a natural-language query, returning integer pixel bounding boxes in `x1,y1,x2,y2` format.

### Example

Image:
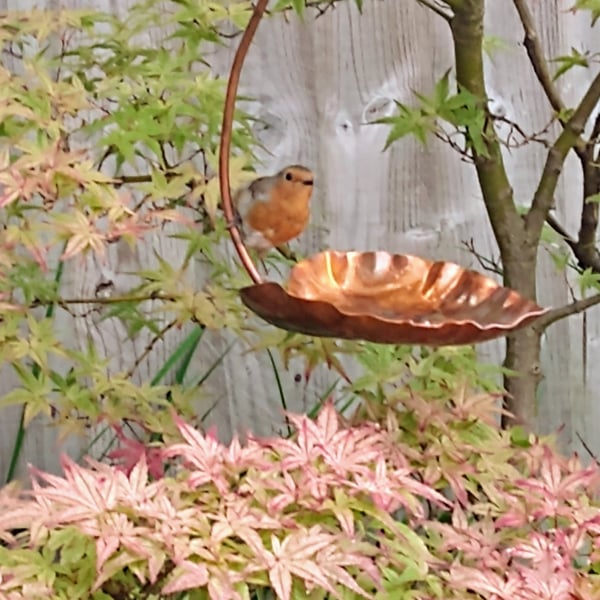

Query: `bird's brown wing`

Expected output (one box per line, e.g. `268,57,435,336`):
246,175,274,202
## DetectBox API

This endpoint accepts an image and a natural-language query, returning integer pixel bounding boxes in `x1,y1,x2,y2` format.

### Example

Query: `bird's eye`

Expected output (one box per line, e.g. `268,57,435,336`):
285,171,293,181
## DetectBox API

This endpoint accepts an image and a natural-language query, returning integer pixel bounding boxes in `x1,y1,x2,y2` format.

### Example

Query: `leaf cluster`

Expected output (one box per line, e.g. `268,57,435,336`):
1,394,600,599
0,2,262,447
570,0,600,26
378,71,488,156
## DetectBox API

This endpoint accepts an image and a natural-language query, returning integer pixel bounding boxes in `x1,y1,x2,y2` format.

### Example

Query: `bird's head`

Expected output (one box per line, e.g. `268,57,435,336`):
277,165,314,200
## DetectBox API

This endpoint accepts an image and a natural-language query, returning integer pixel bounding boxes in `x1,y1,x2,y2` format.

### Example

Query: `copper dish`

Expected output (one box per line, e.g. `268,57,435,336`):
240,251,548,345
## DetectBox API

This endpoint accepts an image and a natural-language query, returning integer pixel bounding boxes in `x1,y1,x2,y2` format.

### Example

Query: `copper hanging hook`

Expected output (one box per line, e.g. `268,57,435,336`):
219,0,270,285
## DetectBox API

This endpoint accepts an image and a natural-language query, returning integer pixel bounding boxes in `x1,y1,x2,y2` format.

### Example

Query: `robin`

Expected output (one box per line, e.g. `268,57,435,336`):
232,164,314,258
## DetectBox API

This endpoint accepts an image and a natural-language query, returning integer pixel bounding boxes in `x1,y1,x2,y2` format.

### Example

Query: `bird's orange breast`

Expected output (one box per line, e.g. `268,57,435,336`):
245,184,311,246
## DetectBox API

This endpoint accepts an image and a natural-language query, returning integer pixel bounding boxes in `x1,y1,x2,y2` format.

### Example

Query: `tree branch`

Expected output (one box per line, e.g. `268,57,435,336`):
591,111,600,144
124,319,177,379
438,0,463,9
415,0,453,21
545,211,600,272
513,1,600,279
512,0,565,114
450,1,530,292
525,72,600,242
512,0,587,158
576,112,600,262
576,431,600,465
28,293,175,309
534,292,600,331
545,212,574,244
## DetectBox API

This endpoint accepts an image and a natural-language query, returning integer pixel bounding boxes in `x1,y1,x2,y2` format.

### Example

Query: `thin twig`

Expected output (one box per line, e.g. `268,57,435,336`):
543,185,600,275
266,0,374,18
576,431,600,465
124,320,178,379
113,173,206,189
461,239,503,275
434,130,474,162
542,212,600,273
534,292,600,331
591,111,600,145
545,212,575,244
492,114,554,149
25,293,174,311
219,0,268,285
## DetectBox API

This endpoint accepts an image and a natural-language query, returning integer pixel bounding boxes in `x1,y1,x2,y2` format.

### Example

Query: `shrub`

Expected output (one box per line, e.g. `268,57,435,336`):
1,392,599,599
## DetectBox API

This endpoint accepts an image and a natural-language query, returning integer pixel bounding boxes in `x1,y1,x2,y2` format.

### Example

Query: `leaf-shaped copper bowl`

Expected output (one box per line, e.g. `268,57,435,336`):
240,251,548,345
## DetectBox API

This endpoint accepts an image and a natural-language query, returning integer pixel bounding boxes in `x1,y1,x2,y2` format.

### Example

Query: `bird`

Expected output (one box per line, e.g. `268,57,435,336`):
232,164,314,258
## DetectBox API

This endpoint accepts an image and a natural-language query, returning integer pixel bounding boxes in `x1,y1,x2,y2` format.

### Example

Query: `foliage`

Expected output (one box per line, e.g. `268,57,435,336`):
1,395,599,599
0,0,265,463
570,0,600,25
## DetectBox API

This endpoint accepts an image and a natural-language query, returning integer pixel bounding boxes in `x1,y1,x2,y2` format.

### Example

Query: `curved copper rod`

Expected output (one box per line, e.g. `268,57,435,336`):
218,0,270,285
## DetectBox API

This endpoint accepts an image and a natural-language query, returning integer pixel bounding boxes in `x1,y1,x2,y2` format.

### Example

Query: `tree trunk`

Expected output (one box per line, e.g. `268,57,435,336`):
450,1,543,428
499,244,541,427
503,328,543,428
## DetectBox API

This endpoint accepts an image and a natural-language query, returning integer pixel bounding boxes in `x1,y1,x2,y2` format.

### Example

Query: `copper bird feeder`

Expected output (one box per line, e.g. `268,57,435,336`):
240,251,547,345
218,1,548,346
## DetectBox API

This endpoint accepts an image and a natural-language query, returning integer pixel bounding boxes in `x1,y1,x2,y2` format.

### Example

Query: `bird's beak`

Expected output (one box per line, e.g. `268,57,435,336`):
303,180,314,186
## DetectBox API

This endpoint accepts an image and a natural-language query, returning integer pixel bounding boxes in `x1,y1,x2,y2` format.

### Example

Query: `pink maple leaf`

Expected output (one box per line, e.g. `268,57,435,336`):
223,434,274,472
210,497,281,557
164,414,231,495
515,447,599,519
449,565,522,598
92,512,155,575
206,566,245,600
267,527,340,600
29,455,118,524
509,532,569,572
265,470,300,514
277,401,347,470
161,560,209,595
351,458,449,516
313,543,377,598
107,425,165,479
320,426,385,478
